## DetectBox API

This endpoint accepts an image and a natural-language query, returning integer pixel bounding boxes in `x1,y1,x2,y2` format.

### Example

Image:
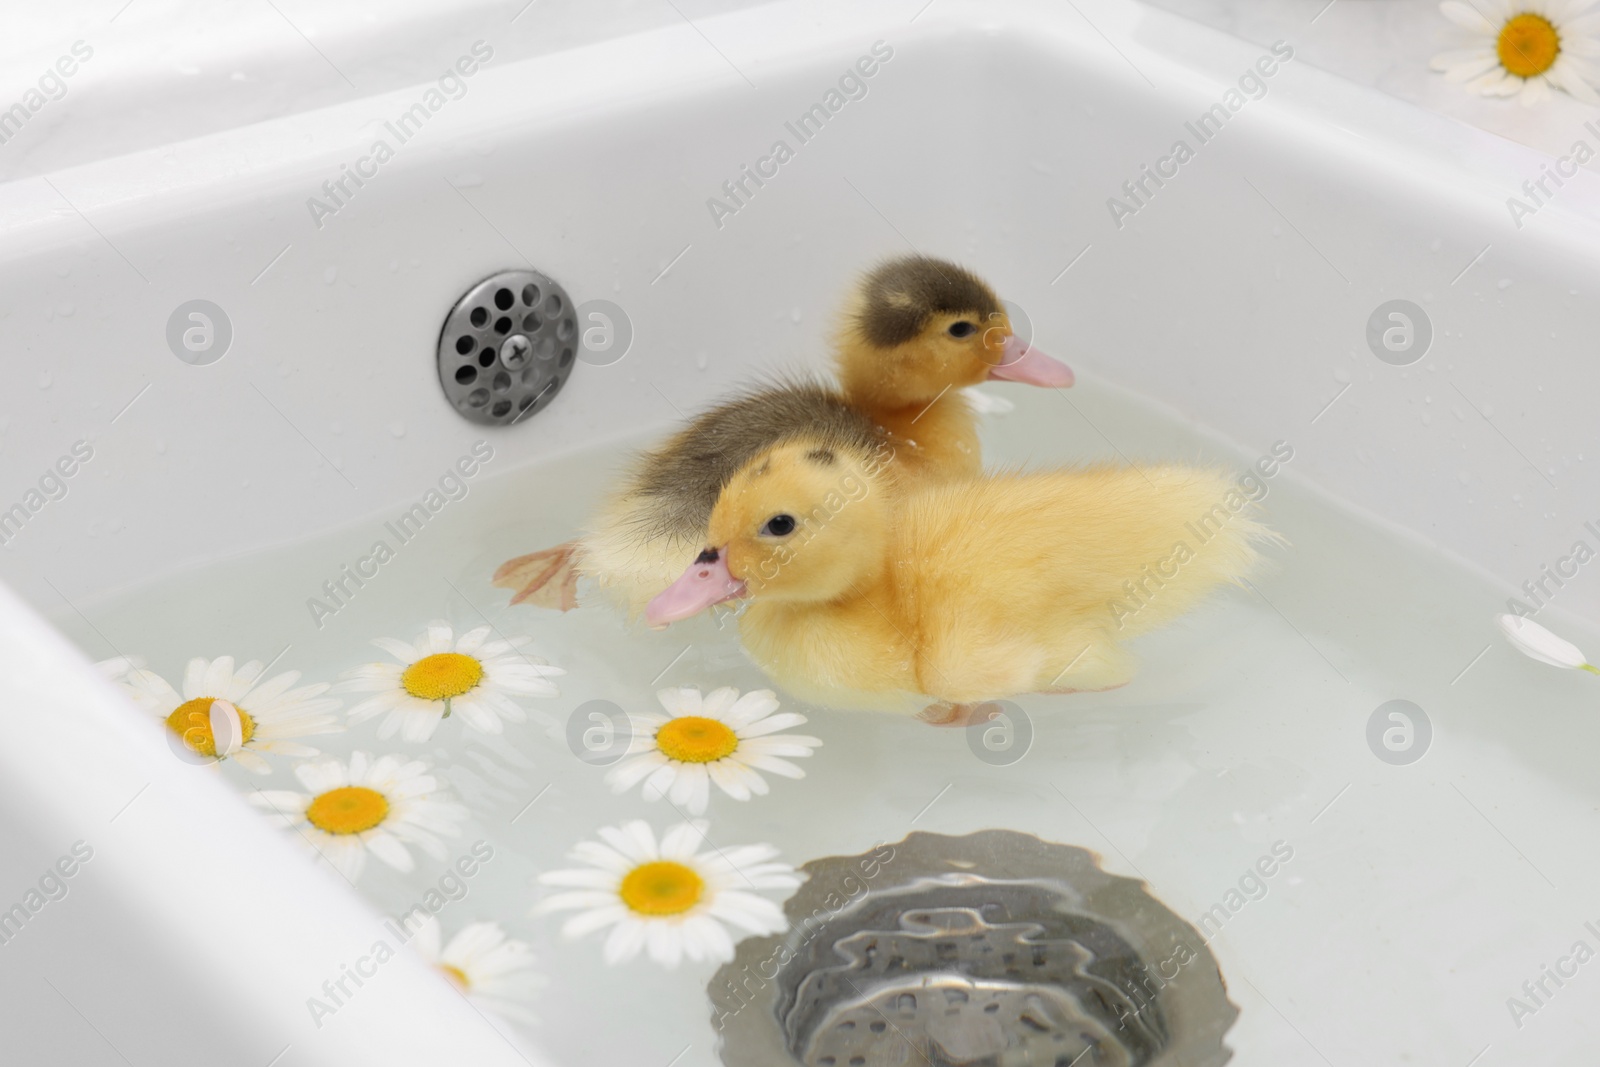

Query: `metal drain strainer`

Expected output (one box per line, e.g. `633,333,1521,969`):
709,830,1238,1067
437,269,579,426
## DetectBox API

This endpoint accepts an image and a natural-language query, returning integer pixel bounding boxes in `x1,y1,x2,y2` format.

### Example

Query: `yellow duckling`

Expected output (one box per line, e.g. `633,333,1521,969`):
645,439,1273,717
493,256,1071,615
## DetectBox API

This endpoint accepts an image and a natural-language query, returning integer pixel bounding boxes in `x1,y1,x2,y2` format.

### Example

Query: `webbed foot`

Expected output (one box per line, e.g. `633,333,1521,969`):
492,542,581,611
916,701,1005,728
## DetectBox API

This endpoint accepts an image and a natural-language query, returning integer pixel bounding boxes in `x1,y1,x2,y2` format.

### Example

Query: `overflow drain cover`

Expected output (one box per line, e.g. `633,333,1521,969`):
438,269,579,426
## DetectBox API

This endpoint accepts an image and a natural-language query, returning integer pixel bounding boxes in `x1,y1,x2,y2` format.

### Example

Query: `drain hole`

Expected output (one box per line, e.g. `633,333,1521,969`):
455,365,476,385
544,294,563,315
491,399,511,417
478,347,496,368
454,335,475,355
557,317,575,341
521,283,540,307
494,288,514,310
469,307,488,328
466,388,489,408
519,395,536,411
492,371,511,393
522,312,542,332
494,315,512,335
559,347,574,368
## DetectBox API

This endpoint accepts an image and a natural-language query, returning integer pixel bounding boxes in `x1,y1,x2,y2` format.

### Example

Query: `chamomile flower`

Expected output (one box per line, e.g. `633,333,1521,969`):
535,820,797,968
251,751,468,882
604,687,820,815
100,655,342,774
410,915,542,1024
339,622,564,742
1430,1,1600,105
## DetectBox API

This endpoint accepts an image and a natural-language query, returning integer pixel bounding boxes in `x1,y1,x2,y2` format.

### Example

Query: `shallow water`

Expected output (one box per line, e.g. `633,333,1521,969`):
53,377,1600,1065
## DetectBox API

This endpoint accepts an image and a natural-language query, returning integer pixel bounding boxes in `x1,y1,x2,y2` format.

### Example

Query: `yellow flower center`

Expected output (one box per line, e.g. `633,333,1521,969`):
438,964,470,991
1498,13,1560,79
165,697,256,758
305,786,390,835
402,652,483,701
655,716,739,763
618,861,705,916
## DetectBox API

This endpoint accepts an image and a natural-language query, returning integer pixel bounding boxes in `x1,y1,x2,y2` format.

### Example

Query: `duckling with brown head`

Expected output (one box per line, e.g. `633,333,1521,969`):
836,255,1072,482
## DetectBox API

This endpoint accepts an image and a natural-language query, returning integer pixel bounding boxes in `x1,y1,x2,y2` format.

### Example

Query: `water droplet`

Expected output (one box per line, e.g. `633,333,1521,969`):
1497,278,1513,290
57,302,74,317
38,372,51,389
790,308,802,323
1429,238,1442,252
323,266,338,284
388,421,406,438
1333,367,1351,384
695,352,709,370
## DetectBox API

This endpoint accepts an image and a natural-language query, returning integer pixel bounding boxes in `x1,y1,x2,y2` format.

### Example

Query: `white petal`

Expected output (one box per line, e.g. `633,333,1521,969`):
365,831,415,871
602,918,649,964
560,903,628,937
655,687,703,716
645,922,684,967
1498,613,1591,668
659,821,708,860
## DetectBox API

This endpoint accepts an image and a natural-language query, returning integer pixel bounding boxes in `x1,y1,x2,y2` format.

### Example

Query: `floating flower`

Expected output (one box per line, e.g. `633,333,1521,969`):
604,687,821,815
535,820,797,967
251,751,468,882
1430,1,1600,105
409,915,542,1024
100,655,342,774
339,622,564,742
1497,613,1599,672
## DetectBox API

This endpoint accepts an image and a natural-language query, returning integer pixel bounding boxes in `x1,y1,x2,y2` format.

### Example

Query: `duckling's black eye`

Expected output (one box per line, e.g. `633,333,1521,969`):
760,514,797,537
948,321,978,338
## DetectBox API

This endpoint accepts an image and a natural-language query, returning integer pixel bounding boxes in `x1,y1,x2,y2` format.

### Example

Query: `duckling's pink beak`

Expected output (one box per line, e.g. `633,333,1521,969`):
646,548,747,628
988,334,1074,387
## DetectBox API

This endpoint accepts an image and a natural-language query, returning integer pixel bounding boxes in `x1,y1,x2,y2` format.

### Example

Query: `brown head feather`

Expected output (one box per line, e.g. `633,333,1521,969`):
629,381,885,541
854,255,1002,348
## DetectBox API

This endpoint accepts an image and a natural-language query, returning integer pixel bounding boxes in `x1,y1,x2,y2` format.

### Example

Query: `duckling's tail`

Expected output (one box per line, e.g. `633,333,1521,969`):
1101,464,1282,639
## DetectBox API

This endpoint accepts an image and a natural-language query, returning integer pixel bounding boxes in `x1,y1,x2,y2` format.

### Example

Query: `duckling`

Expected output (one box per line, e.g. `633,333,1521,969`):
833,254,1073,482
645,439,1272,716
492,255,1072,616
